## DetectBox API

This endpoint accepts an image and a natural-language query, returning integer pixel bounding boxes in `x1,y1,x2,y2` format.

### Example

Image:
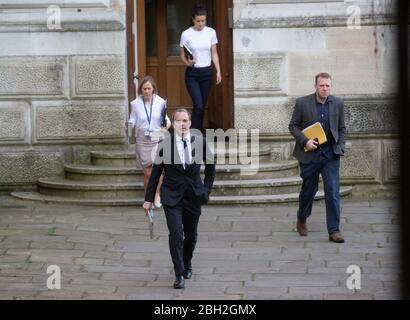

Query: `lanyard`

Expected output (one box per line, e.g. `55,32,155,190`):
142,96,154,130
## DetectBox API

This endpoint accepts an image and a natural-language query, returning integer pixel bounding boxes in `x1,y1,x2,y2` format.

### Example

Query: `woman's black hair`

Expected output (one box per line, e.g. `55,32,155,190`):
191,4,207,22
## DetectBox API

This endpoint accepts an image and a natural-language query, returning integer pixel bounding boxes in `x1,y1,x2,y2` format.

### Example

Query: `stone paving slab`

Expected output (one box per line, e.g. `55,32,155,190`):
0,195,401,300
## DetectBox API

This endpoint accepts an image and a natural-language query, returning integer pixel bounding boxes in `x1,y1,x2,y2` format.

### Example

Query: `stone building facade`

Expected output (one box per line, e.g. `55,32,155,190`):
0,0,399,198
233,0,399,197
0,0,128,192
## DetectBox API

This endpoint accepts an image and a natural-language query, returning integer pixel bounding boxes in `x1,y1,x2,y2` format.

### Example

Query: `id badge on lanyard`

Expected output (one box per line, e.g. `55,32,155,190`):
143,96,154,138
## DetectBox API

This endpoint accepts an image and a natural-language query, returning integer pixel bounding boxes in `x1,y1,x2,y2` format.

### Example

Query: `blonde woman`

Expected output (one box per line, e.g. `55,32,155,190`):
128,75,170,208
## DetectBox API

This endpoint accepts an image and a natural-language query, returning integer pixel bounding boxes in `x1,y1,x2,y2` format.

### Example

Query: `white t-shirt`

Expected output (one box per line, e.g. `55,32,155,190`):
180,26,218,68
129,94,166,131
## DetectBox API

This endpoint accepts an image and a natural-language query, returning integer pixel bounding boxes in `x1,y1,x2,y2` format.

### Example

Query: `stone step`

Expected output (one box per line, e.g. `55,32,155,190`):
65,164,142,182
36,176,304,198
210,145,271,164
90,145,272,167
212,177,302,196
210,186,353,204
90,151,136,167
38,177,146,199
64,161,299,182
11,187,352,206
213,161,299,180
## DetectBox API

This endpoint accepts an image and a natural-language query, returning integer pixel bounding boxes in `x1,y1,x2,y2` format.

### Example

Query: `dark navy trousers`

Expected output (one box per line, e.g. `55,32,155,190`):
297,154,341,234
163,187,201,276
185,66,213,131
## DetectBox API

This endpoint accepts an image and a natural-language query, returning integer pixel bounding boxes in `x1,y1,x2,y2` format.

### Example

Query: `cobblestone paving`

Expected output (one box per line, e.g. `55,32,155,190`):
0,195,400,300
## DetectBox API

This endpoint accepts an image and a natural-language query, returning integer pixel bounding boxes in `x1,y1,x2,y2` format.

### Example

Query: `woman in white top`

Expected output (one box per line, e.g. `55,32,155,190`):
128,75,171,208
179,4,221,131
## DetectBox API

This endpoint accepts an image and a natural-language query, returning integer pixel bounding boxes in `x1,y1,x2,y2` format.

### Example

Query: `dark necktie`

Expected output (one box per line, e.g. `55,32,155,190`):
182,138,190,166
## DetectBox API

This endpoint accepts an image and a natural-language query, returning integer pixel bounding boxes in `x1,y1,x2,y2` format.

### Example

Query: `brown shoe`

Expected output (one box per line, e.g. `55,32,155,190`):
296,218,308,236
329,231,345,243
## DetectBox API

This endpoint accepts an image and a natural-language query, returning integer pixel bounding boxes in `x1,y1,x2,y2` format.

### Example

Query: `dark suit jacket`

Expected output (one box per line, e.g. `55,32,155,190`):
144,130,216,207
289,93,346,164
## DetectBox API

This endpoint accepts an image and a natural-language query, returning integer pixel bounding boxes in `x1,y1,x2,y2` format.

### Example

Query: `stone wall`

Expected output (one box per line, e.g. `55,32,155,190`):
233,0,399,197
0,0,400,198
0,1,128,191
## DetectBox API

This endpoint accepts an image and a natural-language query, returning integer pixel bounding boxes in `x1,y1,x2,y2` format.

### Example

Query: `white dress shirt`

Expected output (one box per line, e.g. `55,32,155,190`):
175,132,192,169
129,94,166,131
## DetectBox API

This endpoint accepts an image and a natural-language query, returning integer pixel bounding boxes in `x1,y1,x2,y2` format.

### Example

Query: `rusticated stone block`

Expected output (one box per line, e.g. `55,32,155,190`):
340,144,378,181
235,98,397,136
71,55,125,97
0,101,30,143
0,57,66,97
345,99,398,134
234,52,285,97
34,100,125,141
234,103,294,133
384,141,400,182
0,151,64,185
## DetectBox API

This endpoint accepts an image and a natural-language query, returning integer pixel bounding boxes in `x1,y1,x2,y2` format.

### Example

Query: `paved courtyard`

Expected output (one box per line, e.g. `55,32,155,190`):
0,195,400,300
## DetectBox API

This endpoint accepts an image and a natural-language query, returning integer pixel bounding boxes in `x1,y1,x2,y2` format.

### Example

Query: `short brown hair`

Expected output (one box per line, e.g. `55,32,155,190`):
315,72,332,84
172,108,191,121
138,75,157,95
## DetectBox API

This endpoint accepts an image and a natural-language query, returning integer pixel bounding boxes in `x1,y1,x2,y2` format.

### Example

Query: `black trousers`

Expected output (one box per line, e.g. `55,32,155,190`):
163,187,201,276
185,66,213,131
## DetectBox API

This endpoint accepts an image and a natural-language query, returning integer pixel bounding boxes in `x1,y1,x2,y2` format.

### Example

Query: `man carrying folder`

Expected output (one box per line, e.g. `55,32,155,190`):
289,72,346,243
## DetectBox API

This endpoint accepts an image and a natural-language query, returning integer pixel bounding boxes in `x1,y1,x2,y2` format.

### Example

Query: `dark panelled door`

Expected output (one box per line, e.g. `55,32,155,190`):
128,0,233,130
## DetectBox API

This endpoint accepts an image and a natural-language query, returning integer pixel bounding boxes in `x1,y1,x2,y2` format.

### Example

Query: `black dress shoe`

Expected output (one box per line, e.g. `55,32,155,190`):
184,269,193,279
173,275,185,289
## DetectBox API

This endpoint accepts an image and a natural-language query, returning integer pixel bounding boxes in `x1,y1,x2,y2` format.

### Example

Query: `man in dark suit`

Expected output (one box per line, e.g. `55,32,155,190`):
143,108,215,289
289,72,346,243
